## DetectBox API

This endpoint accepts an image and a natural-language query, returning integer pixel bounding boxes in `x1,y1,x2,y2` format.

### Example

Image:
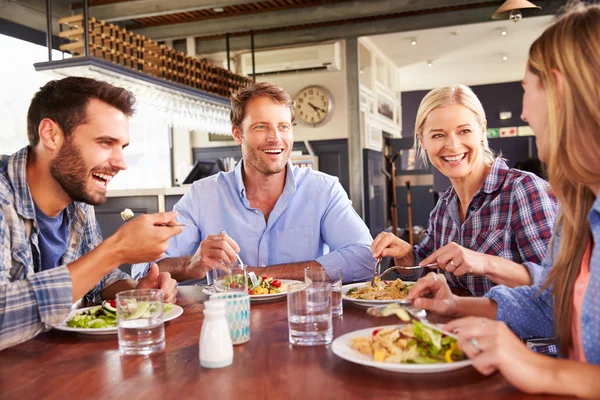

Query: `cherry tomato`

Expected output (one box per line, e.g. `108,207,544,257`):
261,276,268,281
372,329,382,336
272,280,282,288
230,282,238,288
106,300,117,308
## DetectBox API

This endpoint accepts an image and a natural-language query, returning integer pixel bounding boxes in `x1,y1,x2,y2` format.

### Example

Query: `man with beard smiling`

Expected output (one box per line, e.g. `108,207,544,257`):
0,77,182,350
132,82,374,284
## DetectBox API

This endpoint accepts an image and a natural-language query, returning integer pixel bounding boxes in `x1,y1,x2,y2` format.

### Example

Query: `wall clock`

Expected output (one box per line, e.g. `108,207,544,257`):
294,85,334,127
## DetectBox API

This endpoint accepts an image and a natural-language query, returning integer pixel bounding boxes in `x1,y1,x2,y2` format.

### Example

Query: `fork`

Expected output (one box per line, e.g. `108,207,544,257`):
367,303,457,339
378,263,438,280
120,208,189,227
370,258,381,288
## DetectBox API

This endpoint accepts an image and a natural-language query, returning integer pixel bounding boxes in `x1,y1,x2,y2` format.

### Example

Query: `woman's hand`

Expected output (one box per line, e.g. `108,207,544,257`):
445,317,553,395
420,242,490,276
371,232,415,265
407,272,459,317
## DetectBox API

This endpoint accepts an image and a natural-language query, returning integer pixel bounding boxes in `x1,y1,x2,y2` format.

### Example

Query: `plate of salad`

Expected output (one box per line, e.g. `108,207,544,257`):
203,276,303,303
54,300,183,335
331,323,472,373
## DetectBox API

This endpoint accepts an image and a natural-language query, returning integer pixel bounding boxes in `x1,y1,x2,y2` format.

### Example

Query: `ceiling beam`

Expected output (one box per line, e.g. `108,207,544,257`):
90,0,259,22
193,3,561,54
133,0,494,40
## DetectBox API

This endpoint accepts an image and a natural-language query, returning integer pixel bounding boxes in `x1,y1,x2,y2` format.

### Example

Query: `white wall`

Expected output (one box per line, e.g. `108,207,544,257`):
192,41,349,148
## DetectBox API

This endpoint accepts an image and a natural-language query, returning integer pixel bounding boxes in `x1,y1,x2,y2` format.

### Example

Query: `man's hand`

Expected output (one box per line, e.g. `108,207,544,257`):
109,211,183,265
137,263,178,303
182,232,240,280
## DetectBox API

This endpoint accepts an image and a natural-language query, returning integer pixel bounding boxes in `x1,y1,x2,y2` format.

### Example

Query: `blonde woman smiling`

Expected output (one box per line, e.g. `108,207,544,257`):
372,85,558,296
407,3,600,396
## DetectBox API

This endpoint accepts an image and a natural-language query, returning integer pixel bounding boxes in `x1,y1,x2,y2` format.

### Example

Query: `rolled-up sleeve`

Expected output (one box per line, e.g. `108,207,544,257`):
316,180,375,283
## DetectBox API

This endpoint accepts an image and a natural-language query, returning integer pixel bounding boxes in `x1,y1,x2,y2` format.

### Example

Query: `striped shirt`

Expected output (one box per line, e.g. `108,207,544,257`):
414,158,558,296
0,147,129,350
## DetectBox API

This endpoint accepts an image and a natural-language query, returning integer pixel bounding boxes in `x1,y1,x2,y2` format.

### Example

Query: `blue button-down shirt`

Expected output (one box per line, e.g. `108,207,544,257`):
0,147,129,350
132,160,375,283
486,194,600,364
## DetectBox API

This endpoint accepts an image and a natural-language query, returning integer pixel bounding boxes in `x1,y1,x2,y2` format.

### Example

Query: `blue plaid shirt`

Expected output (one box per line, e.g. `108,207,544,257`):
0,147,129,350
413,158,558,296
486,194,600,364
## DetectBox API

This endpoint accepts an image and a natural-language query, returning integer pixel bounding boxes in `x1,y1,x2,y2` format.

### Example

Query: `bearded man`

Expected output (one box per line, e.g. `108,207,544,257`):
0,77,182,350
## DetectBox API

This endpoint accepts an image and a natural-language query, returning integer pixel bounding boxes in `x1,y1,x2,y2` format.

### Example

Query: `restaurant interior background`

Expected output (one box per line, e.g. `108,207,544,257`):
0,0,567,273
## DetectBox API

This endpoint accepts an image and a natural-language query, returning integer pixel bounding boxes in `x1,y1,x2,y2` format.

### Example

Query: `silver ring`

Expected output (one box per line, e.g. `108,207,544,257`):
450,260,456,266
471,338,481,351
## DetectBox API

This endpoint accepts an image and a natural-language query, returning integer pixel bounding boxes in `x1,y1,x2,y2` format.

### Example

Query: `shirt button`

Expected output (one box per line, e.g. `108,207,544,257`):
255,210,259,213
71,244,76,248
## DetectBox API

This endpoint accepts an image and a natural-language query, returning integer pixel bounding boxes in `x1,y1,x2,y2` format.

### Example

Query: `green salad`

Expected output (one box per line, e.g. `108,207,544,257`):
66,300,173,329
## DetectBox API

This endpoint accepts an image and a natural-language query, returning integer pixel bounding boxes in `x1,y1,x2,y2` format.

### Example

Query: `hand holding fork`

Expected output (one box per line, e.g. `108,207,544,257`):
121,208,188,227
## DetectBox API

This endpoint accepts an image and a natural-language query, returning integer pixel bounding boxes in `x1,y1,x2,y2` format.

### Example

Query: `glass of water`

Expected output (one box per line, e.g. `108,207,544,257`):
287,282,332,346
117,289,165,356
305,266,343,317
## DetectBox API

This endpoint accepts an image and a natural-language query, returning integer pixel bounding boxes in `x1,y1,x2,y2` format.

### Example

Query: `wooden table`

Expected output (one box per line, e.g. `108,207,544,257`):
0,289,570,399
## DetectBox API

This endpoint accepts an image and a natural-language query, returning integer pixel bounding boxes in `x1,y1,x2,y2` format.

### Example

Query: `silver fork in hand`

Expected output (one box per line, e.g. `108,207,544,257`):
120,208,188,227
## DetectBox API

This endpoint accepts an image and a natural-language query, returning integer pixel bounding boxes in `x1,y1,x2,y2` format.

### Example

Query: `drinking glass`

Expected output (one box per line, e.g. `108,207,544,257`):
209,264,248,293
287,282,332,346
305,266,343,317
117,289,165,356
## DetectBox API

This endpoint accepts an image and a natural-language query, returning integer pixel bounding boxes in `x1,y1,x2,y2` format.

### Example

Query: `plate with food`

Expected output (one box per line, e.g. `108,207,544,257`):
342,278,415,307
331,322,471,373
54,300,183,335
203,276,303,303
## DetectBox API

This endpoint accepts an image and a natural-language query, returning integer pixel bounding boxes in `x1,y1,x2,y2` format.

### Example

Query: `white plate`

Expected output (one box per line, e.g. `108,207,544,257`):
342,282,415,307
332,324,472,374
202,279,304,303
54,304,184,335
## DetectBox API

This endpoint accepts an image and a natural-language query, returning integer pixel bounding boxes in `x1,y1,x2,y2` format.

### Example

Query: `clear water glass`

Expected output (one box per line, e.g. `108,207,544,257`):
305,266,343,317
117,289,165,356
208,265,248,293
287,282,332,346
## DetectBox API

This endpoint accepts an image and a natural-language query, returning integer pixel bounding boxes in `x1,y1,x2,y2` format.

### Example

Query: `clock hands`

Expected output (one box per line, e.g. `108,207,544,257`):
308,102,326,114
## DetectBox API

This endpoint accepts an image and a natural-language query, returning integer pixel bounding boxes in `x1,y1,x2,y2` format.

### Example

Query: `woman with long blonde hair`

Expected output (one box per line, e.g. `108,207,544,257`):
371,85,558,296
407,3,600,396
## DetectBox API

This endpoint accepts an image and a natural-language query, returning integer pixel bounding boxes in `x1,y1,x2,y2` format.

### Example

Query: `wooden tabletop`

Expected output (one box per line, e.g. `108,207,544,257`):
0,288,571,400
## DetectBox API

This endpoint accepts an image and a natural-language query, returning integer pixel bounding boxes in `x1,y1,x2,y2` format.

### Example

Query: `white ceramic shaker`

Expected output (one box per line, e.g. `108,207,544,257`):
199,300,233,368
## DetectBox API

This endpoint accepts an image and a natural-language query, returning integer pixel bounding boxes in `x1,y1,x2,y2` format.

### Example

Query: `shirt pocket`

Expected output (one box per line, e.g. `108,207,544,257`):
469,229,514,260
274,226,318,264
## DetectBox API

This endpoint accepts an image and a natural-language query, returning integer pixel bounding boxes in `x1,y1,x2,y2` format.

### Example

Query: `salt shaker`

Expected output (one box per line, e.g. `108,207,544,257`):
199,300,233,368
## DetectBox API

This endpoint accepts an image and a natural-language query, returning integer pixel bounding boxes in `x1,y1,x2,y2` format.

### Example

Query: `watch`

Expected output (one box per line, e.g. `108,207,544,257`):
294,85,334,127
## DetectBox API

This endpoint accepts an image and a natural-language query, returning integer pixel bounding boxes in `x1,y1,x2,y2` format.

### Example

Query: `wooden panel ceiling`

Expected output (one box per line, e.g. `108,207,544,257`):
85,0,353,29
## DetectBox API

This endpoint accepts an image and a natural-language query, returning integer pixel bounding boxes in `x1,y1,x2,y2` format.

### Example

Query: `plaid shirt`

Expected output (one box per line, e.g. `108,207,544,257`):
414,158,558,296
0,147,129,350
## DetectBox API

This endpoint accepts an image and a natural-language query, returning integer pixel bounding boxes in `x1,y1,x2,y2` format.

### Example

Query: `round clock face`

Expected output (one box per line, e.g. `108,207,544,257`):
294,86,333,127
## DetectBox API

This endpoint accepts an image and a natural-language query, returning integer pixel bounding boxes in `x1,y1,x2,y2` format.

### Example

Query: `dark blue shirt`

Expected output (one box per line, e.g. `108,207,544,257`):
34,203,69,272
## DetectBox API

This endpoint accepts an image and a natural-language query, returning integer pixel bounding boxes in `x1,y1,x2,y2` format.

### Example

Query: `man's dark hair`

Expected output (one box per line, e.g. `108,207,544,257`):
27,77,136,146
230,82,295,130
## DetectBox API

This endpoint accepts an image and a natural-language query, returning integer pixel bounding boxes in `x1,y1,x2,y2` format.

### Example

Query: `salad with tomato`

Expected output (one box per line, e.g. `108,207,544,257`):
222,274,287,295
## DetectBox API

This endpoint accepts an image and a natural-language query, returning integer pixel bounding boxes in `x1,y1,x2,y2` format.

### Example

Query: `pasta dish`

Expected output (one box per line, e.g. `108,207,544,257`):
345,278,411,300
350,322,465,364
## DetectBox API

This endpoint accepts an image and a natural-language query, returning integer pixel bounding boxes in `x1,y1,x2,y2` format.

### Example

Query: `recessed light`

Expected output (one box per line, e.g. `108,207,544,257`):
213,7,224,12
427,60,433,67
502,54,508,61
360,69,364,74
410,38,417,46
501,29,508,36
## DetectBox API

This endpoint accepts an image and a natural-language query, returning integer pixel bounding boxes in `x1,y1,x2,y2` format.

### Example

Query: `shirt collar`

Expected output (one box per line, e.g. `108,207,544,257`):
234,159,297,199
7,147,36,220
443,158,509,204
8,146,81,224
481,158,509,194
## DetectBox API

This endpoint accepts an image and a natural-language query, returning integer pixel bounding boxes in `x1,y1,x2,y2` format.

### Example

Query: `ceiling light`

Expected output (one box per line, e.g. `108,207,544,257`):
502,54,509,61
501,29,508,36
360,69,364,74
410,38,417,46
427,60,433,67
492,0,541,22
212,7,224,12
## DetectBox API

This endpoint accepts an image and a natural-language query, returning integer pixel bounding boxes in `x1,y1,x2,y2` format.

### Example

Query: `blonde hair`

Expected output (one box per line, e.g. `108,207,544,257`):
534,3,600,355
413,84,495,168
